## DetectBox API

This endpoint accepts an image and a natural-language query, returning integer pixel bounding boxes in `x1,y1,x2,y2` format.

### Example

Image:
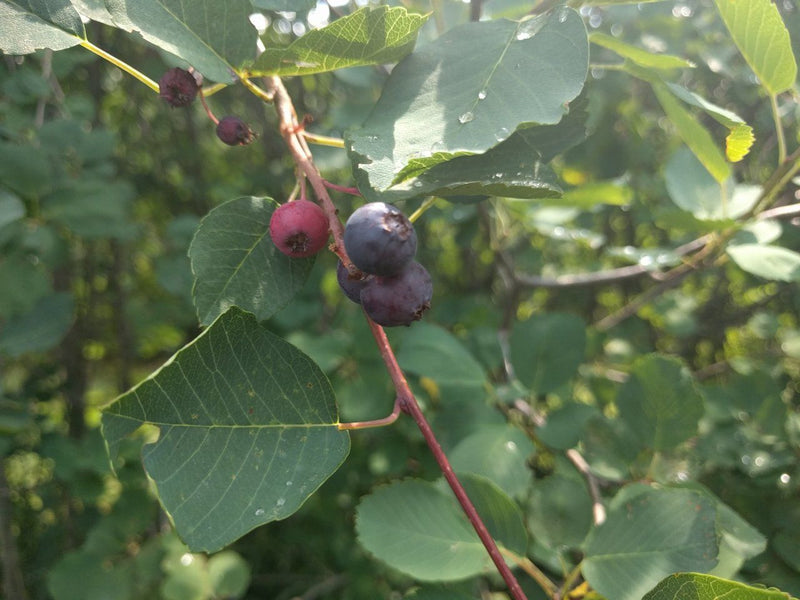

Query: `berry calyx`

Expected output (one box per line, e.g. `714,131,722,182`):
158,67,199,107
336,261,372,304
343,202,417,277
360,261,433,327
269,200,329,258
216,116,256,146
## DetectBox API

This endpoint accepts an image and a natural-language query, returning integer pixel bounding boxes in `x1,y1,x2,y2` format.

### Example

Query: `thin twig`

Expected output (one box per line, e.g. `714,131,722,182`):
565,449,605,525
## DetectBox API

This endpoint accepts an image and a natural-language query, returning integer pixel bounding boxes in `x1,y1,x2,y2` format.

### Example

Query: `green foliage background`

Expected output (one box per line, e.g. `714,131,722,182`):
1,1,799,599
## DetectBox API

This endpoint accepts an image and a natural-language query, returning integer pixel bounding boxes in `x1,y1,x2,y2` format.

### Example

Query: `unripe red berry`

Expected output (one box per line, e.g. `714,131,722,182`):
216,116,256,146
159,67,199,107
269,200,329,258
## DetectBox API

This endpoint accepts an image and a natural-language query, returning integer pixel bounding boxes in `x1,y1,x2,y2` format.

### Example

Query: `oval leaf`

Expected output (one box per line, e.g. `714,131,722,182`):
590,33,694,70
643,573,794,600
582,486,719,600
726,244,800,282
251,7,427,76
616,354,704,452
509,312,586,393
356,476,525,582
189,196,316,326
101,307,350,552
396,322,486,387
348,8,588,196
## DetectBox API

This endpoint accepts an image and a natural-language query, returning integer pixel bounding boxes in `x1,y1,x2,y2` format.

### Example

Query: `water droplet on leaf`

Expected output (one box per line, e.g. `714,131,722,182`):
255,508,265,516
458,111,474,124
477,90,487,100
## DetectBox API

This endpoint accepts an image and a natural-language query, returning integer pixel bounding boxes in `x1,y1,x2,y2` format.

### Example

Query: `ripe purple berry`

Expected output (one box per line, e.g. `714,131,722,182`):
269,200,329,258
336,261,372,304
159,67,199,107
360,261,433,327
343,202,417,277
216,116,256,146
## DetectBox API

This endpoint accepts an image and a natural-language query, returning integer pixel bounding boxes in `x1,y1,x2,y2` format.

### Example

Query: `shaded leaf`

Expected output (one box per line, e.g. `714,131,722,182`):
448,425,535,498
582,486,719,600
616,354,703,452
664,147,758,220
726,244,800,282
527,467,593,549
188,197,316,326
509,313,586,393
101,307,350,552
356,476,525,582
348,8,588,197
0,256,51,319
104,0,257,82
0,0,85,54
713,0,797,95
590,33,694,70
251,7,426,76
643,572,793,600
0,189,25,230
560,181,633,209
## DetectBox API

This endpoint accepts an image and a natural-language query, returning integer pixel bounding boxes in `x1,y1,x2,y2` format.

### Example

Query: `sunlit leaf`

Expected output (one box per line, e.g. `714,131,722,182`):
590,33,694,70
726,244,800,282
644,572,793,600
0,0,85,54
251,7,427,76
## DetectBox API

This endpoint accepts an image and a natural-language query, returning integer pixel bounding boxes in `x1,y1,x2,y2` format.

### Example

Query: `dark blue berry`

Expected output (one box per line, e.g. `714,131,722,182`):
216,116,255,146
360,261,432,327
343,202,417,277
159,67,199,107
336,261,372,304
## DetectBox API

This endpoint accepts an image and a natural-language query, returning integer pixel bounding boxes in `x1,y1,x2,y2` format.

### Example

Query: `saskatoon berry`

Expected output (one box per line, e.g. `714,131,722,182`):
360,261,433,327
269,200,329,258
158,67,199,107
336,261,372,304
216,116,256,146
343,202,417,276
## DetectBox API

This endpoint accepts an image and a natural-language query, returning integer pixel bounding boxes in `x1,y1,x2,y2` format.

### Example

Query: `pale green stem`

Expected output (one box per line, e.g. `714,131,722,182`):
560,562,584,599
302,132,345,149
240,76,274,103
499,548,558,599
408,196,437,223
79,40,159,93
770,93,787,165
201,82,227,97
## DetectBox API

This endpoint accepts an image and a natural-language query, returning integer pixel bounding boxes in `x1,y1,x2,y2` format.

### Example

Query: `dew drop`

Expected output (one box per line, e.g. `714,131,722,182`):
286,480,293,486
477,90,487,100
458,111,474,124
180,553,194,566
505,441,518,451
412,180,423,188
276,497,286,508
494,127,510,141
557,8,569,23
255,508,265,517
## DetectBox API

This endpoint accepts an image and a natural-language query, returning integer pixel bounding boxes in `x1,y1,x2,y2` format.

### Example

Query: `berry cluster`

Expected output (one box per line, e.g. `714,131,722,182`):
339,202,432,327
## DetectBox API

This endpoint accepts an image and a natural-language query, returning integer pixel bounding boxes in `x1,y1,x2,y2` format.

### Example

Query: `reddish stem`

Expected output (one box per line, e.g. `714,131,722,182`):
198,87,219,125
322,180,363,197
363,317,528,600
265,74,528,600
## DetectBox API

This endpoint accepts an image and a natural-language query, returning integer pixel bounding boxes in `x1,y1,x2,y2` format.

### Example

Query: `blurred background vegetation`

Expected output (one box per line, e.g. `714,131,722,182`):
1,1,799,599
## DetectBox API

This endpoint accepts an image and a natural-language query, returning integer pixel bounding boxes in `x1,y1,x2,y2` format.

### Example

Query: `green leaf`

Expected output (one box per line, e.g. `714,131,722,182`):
0,255,51,319
347,8,588,197
536,403,599,451
665,147,758,220
208,551,251,599
509,313,586,393
713,0,797,95
101,307,350,552
527,467,593,549
0,189,25,230
0,0,85,54
251,7,427,76
356,476,525,582
643,572,794,600
104,0,257,82
396,322,486,388
590,33,694,70
41,180,137,239
0,292,74,357
582,486,719,600
726,244,800,282
653,83,731,183
616,354,704,452
448,425,535,498
663,83,754,162
188,197,316,326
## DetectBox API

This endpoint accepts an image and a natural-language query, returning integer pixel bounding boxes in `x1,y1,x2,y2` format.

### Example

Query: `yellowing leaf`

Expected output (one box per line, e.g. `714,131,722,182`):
726,125,755,162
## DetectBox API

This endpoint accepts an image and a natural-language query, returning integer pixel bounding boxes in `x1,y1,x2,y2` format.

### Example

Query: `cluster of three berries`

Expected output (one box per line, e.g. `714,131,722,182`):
269,200,432,327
